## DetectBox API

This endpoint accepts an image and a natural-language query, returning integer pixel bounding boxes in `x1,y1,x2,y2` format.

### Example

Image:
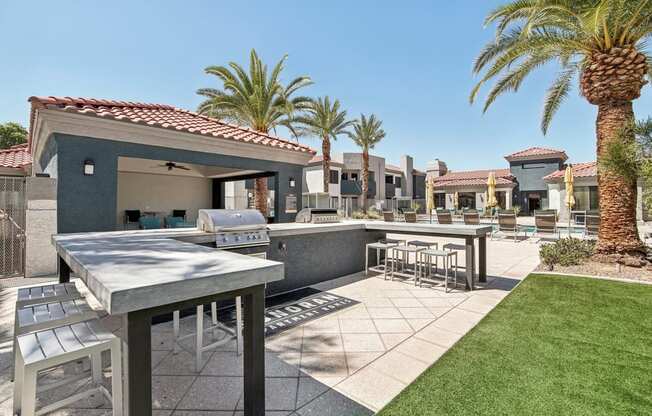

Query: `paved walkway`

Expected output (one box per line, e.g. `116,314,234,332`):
0,235,540,415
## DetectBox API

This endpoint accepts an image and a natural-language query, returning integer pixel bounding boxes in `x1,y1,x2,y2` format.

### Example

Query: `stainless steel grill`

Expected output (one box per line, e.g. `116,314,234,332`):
197,209,270,249
295,208,340,224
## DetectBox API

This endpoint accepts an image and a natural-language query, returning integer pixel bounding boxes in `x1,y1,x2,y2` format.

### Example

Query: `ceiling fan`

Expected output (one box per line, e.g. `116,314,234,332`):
153,161,191,171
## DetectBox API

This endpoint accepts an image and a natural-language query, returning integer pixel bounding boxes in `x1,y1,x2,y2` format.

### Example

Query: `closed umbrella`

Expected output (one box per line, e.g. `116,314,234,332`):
564,165,575,236
426,178,434,223
486,171,498,216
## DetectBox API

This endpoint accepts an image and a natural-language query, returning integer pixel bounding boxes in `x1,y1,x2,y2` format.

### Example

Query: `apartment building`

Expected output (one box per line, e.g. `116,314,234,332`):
302,153,426,210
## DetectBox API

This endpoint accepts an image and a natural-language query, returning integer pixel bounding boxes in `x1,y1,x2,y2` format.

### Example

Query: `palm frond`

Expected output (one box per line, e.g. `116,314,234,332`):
541,66,576,134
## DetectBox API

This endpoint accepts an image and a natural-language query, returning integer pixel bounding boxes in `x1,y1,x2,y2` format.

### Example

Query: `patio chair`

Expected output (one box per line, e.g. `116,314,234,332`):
139,216,162,229
463,210,480,225
124,209,141,229
404,211,417,223
494,212,522,242
383,211,395,222
584,214,600,239
533,213,560,240
436,210,452,224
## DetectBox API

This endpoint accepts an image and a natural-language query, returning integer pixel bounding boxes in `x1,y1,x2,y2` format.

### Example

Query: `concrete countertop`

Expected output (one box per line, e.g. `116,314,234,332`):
52,232,284,315
267,220,492,237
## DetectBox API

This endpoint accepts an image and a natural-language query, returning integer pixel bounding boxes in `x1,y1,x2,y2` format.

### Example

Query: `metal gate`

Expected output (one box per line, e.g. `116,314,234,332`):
0,177,26,277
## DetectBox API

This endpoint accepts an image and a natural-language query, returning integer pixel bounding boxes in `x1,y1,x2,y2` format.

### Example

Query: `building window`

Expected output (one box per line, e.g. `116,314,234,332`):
395,177,402,188
330,197,339,209
458,192,476,209
385,175,394,184
351,172,359,181
341,172,348,181
329,170,339,184
435,193,446,208
573,186,599,211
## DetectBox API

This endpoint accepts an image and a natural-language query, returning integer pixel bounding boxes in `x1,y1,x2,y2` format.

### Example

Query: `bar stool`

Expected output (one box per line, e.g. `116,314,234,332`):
13,296,97,382
13,319,123,416
418,249,459,292
390,245,425,285
365,241,398,279
173,297,244,372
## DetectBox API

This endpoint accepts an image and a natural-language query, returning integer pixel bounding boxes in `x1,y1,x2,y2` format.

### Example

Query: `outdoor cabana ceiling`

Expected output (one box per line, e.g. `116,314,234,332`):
117,156,262,179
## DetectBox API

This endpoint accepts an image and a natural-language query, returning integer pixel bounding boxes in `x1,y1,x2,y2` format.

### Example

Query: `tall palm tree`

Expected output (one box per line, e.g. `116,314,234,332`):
471,0,652,257
295,97,353,192
197,49,312,216
349,114,386,212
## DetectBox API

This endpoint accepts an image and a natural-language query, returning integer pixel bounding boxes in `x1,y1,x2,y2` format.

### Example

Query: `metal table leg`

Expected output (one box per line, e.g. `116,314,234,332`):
122,310,152,416
464,237,475,290
243,285,265,416
58,256,70,283
479,235,487,283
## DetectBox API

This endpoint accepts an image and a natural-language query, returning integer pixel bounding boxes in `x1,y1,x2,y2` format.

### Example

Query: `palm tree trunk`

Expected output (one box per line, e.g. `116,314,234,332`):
362,150,369,213
595,101,644,256
322,137,330,194
254,178,268,218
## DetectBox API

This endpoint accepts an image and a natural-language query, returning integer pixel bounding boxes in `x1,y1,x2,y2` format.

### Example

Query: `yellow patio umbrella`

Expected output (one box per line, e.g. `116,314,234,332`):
426,178,434,223
564,165,575,235
486,171,498,215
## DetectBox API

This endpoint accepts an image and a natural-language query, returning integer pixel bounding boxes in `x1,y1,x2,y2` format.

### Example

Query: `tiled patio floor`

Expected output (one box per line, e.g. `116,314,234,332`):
0,235,540,415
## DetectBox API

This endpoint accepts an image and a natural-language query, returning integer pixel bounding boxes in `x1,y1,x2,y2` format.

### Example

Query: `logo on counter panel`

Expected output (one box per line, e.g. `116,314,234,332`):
264,292,358,336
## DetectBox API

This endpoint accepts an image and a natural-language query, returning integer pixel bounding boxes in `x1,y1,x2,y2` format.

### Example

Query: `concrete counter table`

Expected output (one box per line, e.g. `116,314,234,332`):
268,220,491,290
52,232,284,416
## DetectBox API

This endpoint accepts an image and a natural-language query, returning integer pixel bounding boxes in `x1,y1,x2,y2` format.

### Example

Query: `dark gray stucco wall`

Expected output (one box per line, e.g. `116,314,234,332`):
41,134,305,233
412,175,425,199
509,159,563,191
266,229,385,295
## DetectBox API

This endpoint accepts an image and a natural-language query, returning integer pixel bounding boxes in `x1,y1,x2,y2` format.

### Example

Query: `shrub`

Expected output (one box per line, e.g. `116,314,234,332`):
352,208,382,220
539,237,595,270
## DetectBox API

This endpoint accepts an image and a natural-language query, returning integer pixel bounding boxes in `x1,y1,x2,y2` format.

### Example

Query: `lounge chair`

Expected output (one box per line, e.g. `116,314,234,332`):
436,210,452,224
404,211,417,223
493,212,522,242
463,210,480,225
139,216,162,230
584,214,599,239
124,210,141,229
533,213,560,240
383,211,395,222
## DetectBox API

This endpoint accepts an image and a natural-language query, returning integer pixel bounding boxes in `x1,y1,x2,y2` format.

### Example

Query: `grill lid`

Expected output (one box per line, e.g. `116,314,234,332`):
197,209,267,232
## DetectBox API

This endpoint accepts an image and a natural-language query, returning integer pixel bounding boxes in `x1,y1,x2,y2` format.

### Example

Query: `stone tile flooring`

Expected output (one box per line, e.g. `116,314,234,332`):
0,235,540,415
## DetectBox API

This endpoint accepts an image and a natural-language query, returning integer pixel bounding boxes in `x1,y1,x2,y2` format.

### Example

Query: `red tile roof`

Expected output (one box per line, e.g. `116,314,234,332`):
543,162,597,181
432,168,515,188
0,144,31,169
29,96,316,155
504,146,567,161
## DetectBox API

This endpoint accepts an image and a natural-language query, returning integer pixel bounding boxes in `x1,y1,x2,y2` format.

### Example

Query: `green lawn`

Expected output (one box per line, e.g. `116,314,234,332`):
378,274,652,416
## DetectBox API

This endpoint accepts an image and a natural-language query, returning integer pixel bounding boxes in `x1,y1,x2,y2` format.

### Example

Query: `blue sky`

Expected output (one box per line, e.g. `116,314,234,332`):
1,1,651,171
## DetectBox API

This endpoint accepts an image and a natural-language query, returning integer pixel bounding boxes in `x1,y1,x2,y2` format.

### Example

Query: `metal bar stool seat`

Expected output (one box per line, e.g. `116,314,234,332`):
13,319,123,416
378,238,406,245
366,241,398,279
390,245,425,284
418,249,460,292
173,298,244,372
16,283,83,308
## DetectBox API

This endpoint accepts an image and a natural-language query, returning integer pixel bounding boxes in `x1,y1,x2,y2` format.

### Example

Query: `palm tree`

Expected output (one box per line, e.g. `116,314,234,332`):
471,0,652,257
295,97,353,192
197,49,312,216
349,114,386,213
